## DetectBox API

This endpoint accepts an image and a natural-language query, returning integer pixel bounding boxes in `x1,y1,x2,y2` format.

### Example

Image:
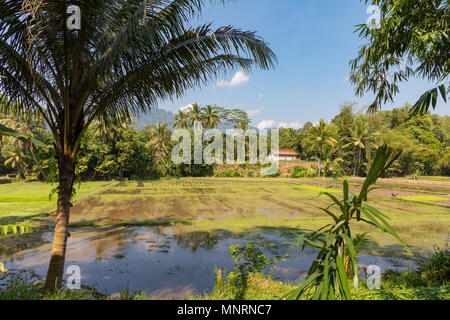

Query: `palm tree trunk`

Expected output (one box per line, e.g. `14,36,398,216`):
44,154,75,291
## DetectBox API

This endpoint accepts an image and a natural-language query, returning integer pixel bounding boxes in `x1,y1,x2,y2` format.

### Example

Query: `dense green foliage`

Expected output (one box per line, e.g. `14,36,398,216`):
351,0,449,114
1,103,449,179
294,104,450,177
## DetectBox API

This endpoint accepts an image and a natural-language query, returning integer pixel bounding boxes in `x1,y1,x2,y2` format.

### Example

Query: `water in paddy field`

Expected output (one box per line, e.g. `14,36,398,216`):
1,226,418,299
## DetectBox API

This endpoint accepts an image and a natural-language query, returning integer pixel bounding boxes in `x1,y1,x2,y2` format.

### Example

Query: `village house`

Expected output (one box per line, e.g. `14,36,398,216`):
268,149,299,161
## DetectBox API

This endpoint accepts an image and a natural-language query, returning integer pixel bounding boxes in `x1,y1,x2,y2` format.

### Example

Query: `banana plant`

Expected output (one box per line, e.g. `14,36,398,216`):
285,145,410,300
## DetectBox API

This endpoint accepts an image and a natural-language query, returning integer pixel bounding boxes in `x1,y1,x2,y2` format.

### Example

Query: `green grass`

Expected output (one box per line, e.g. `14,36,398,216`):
1,178,449,258
196,272,450,300
0,181,115,226
398,196,448,201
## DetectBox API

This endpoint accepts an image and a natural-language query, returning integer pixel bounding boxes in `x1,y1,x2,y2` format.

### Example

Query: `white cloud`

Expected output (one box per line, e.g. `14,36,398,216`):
247,109,261,117
258,93,264,100
216,71,249,88
179,104,193,113
257,120,276,130
278,121,303,130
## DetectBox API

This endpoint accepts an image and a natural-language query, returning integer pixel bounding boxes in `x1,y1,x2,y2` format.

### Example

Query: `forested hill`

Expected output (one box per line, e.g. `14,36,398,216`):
134,109,175,130
133,108,240,131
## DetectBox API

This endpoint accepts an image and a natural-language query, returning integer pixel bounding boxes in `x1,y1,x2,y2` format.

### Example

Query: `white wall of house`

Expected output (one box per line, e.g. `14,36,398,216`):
268,153,298,161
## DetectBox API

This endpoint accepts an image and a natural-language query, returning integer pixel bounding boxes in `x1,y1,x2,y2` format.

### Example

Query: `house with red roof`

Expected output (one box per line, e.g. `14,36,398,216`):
269,149,299,161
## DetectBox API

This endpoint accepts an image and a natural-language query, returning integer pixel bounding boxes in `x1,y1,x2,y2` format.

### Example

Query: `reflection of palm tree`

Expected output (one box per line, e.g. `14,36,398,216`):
174,110,189,129
175,231,219,253
202,105,221,129
343,117,377,176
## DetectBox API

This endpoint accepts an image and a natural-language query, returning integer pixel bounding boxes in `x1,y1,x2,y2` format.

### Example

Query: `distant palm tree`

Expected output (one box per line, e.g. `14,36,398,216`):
307,120,337,177
202,105,221,129
235,119,251,132
174,110,190,129
0,0,275,290
4,149,31,179
188,103,205,130
147,123,171,158
343,116,378,176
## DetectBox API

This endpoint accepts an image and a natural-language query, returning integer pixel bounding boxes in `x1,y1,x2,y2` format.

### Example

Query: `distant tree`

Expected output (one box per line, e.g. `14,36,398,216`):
174,110,190,129
188,103,205,129
3,149,30,179
350,0,449,115
343,116,378,176
202,105,221,129
305,120,338,177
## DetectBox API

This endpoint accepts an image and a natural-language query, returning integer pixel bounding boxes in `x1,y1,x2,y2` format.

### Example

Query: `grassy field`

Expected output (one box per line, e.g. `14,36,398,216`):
1,177,449,259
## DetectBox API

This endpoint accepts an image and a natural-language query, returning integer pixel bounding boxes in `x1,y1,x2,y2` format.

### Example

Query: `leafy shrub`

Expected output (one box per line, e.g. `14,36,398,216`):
215,169,242,178
421,245,450,284
0,178,12,184
226,242,285,299
25,176,38,183
291,166,316,178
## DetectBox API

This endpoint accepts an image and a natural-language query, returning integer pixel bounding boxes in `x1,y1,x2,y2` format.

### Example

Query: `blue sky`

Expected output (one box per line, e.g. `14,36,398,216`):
156,0,449,129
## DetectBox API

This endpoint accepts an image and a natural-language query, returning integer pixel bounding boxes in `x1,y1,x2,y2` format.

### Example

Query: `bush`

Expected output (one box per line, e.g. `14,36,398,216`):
0,178,13,184
215,169,242,178
421,245,450,285
291,166,316,178
225,242,286,299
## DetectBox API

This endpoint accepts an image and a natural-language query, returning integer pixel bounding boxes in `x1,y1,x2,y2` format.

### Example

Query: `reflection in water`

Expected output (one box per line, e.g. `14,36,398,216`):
3,226,418,299
175,232,221,252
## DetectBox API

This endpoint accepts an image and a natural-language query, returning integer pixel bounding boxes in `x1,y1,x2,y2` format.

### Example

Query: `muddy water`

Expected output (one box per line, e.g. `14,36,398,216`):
2,226,417,299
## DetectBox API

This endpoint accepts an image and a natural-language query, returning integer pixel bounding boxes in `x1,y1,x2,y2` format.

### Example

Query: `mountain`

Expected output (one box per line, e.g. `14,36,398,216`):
133,109,175,130
133,108,239,131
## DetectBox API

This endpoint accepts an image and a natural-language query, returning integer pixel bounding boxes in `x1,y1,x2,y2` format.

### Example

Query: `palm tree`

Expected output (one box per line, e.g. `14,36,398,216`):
307,120,337,177
173,110,190,129
202,105,221,129
343,116,378,176
4,149,31,179
147,123,171,157
188,103,204,130
0,0,276,290
235,119,251,132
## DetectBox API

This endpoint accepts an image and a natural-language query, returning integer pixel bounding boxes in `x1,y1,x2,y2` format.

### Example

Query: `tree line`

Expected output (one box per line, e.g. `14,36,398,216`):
1,102,449,180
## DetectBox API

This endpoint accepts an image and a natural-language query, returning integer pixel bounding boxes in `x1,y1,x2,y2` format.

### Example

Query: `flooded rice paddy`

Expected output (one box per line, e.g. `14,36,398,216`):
1,178,449,298
2,226,417,299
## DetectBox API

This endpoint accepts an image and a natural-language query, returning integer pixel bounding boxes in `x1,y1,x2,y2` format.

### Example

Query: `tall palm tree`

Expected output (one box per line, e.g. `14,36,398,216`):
307,120,337,177
0,0,276,290
202,105,221,129
147,123,171,157
343,116,378,176
173,110,189,129
188,103,204,130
